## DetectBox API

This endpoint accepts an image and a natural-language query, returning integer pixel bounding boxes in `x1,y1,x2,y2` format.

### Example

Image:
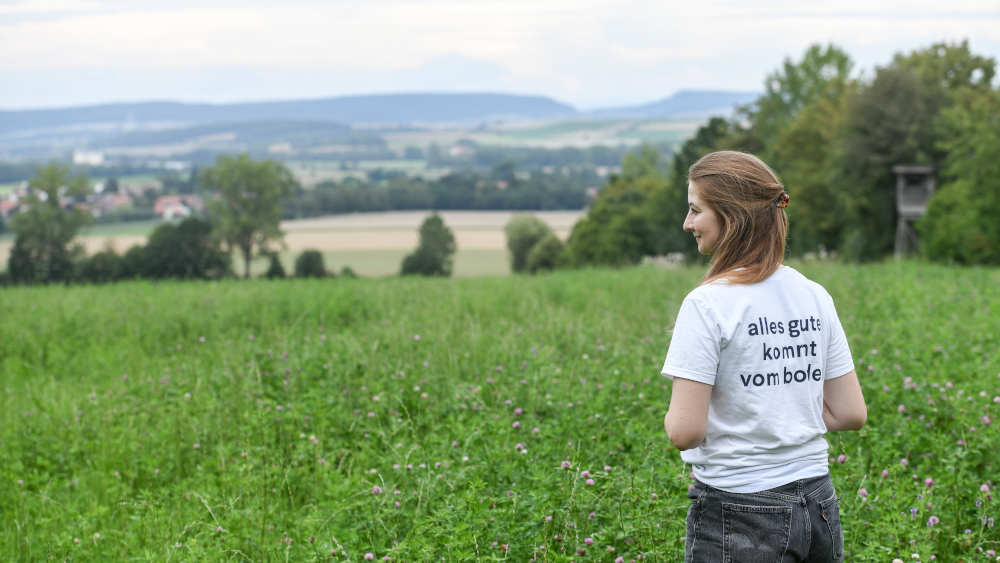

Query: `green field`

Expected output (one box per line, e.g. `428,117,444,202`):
285,160,453,186
1,262,998,560
495,120,627,140
79,219,164,238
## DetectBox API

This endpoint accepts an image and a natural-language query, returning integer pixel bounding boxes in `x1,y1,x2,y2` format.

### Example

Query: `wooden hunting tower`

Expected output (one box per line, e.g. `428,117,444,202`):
892,165,935,257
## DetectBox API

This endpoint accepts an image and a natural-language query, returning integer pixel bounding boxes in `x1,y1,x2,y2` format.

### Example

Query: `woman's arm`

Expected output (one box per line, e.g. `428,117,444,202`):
822,370,867,431
664,378,713,450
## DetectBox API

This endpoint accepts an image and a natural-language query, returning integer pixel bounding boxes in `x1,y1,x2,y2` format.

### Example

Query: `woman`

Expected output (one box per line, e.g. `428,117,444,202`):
661,151,867,562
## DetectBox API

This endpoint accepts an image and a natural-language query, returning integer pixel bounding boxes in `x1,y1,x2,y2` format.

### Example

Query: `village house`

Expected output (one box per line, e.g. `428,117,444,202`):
0,197,19,219
90,193,135,217
154,194,204,220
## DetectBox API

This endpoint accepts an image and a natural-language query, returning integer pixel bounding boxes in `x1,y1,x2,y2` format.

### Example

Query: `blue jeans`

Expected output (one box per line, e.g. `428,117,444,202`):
685,474,844,563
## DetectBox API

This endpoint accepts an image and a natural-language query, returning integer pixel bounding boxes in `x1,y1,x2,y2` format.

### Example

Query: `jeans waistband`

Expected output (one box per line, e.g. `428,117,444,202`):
695,473,833,504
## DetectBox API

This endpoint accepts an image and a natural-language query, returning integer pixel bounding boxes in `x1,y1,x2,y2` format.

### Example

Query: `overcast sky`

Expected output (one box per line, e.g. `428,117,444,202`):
2,0,999,110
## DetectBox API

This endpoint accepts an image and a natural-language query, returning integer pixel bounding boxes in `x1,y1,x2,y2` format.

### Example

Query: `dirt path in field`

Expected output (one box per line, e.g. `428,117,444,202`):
0,210,585,261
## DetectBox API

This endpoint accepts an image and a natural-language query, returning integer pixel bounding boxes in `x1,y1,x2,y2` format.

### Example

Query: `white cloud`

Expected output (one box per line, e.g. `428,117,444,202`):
0,0,104,15
0,0,998,107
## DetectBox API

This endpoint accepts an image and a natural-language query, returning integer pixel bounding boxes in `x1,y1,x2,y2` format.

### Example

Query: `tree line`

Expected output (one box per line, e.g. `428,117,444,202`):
2,156,336,285
283,164,596,219
0,155,455,285
548,40,1000,268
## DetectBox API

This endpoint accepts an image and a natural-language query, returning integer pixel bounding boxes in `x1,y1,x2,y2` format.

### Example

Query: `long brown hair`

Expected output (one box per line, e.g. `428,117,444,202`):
688,151,788,285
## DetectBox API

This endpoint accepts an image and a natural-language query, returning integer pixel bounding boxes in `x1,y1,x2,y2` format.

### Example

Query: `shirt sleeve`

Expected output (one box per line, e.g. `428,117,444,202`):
661,294,720,385
823,294,855,380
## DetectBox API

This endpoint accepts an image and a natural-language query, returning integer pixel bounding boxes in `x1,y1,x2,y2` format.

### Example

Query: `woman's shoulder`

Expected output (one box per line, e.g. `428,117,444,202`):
769,266,839,307
774,265,830,289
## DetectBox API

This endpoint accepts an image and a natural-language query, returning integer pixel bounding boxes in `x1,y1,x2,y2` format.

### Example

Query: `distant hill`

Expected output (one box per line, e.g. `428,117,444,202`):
0,90,761,159
0,93,579,133
589,89,759,118
103,120,384,150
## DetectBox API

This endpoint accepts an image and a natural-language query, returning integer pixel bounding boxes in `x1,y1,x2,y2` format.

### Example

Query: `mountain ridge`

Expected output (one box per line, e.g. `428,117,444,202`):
1,90,759,132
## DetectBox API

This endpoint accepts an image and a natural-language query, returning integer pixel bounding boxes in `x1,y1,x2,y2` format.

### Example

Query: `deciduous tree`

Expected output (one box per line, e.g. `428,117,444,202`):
8,162,91,284
400,213,456,276
199,154,298,278
919,88,1000,264
141,217,231,280
505,215,552,273
834,41,995,260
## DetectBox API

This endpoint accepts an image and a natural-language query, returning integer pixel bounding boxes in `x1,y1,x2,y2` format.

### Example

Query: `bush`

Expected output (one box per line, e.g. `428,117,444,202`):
401,247,444,276
400,214,456,277
920,179,1000,264
120,245,149,280
143,217,231,280
264,253,286,279
340,266,358,278
525,233,566,274
564,202,652,268
78,248,124,284
504,215,552,273
294,250,328,278
7,234,75,285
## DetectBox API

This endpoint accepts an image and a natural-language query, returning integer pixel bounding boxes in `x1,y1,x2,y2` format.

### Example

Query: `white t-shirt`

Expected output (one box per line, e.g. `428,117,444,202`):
661,265,855,493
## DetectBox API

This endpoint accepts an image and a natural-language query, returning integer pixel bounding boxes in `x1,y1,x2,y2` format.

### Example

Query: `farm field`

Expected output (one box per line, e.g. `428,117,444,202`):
0,210,586,277
1,262,997,561
378,118,701,151
284,160,454,186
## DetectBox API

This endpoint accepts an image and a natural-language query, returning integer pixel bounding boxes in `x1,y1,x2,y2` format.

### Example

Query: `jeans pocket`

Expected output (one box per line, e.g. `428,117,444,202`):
819,494,845,562
721,502,792,563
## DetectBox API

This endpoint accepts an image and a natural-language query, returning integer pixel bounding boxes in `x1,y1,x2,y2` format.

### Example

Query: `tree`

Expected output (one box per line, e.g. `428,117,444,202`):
504,215,552,273
103,177,120,194
8,162,92,284
400,213,456,276
737,44,854,159
78,247,124,284
771,79,857,256
564,145,668,267
834,41,995,260
919,88,1000,264
120,245,149,280
525,232,565,273
565,189,653,267
142,217,231,279
199,154,298,278
264,252,286,279
650,118,733,261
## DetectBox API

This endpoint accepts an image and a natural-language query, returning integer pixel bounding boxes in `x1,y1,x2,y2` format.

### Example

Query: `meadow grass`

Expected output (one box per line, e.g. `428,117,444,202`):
1,262,998,561
80,219,164,238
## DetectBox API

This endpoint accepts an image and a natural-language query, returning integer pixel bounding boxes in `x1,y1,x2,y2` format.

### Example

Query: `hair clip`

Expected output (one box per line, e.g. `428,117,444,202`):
774,192,790,208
